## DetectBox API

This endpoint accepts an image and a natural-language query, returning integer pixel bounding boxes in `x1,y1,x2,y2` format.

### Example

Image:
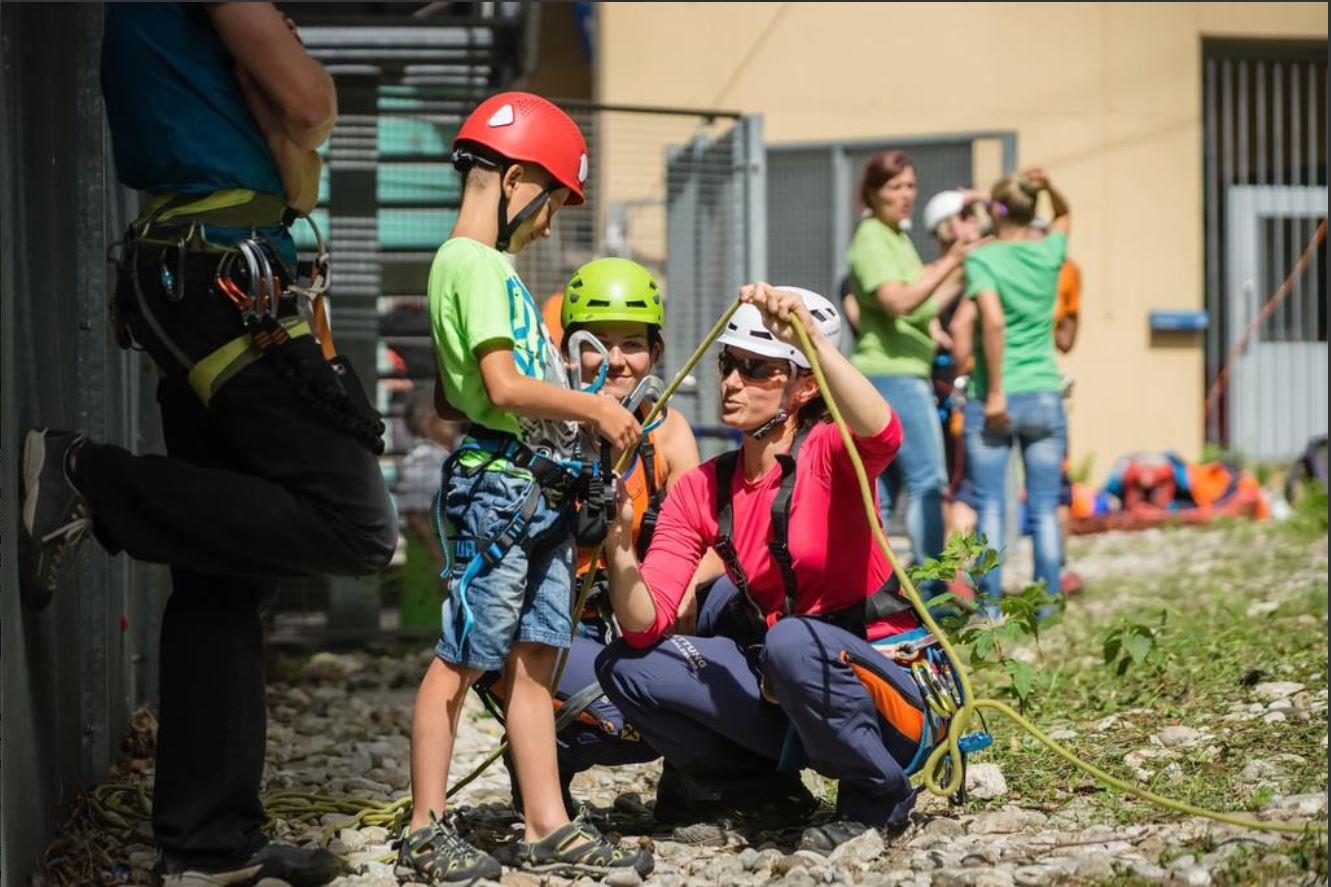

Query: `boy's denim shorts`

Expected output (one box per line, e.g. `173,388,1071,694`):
435,462,573,672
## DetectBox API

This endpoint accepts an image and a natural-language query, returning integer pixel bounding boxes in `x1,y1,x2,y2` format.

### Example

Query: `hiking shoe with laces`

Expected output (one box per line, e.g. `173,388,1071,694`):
518,813,653,879
20,428,92,610
394,814,501,885
798,820,873,855
154,841,344,886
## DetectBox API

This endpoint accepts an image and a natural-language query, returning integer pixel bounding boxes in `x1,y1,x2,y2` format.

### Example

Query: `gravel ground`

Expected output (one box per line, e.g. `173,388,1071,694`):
36,526,1329,887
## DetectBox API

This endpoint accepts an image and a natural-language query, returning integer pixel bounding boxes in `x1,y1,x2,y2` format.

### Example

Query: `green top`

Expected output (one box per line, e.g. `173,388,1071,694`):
964,231,1068,398
847,217,939,379
428,237,578,462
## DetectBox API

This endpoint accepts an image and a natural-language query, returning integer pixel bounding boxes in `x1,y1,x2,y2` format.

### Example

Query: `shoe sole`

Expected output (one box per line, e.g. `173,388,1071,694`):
157,863,264,886
393,862,493,885
19,428,53,610
523,860,654,880
21,428,45,536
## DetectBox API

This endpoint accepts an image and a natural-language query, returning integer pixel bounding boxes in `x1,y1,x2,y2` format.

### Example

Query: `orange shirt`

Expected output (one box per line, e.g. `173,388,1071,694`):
576,426,670,576
542,291,565,346
1054,259,1081,326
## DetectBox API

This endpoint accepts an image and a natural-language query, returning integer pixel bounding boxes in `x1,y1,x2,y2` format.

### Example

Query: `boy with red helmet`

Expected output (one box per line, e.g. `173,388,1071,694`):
398,92,652,882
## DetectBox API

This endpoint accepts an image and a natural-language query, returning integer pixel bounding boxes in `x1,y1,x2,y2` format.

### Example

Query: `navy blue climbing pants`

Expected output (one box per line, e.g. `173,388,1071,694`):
596,579,924,827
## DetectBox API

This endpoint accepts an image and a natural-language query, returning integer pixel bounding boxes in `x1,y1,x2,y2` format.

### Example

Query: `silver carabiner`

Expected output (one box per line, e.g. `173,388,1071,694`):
621,374,668,433
235,240,265,320
250,239,278,317
565,329,611,393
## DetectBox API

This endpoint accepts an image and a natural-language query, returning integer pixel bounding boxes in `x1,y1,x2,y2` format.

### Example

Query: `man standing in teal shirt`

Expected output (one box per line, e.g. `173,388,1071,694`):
20,6,395,884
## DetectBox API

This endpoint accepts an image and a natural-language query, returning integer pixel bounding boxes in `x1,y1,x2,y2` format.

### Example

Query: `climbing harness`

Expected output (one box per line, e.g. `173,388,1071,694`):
432,426,582,652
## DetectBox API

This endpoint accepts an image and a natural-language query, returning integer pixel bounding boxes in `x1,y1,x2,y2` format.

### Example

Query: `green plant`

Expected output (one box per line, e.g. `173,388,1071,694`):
1101,612,1166,677
908,532,1063,709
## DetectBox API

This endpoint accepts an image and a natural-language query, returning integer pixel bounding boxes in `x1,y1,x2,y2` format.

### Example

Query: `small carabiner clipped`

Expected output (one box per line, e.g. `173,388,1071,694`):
565,329,610,393
622,374,668,434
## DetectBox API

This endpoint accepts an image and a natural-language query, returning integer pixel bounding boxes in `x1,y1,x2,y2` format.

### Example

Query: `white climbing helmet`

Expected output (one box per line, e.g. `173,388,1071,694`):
923,189,967,236
716,286,842,370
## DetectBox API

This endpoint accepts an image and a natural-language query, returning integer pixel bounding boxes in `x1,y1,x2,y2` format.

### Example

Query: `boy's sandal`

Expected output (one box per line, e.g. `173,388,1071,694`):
518,814,654,878
393,813,502,884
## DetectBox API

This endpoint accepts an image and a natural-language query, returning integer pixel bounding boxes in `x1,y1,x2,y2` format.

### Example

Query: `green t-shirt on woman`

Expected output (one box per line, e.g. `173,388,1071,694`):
847,217,939,379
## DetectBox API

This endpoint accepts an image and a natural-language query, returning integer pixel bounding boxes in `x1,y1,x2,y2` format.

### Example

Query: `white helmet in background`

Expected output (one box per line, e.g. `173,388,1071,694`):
716,286,842,369
923,190,966,236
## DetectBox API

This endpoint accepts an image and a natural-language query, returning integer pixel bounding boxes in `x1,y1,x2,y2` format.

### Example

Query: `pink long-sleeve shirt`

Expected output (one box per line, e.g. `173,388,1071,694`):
623,413,917,648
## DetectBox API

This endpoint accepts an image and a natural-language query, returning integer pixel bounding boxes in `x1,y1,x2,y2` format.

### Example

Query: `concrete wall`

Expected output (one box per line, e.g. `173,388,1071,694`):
597,2,1327,475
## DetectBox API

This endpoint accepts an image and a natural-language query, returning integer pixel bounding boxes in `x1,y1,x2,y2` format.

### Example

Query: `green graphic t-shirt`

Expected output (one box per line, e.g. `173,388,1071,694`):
846,217,939,379
428,237,578,460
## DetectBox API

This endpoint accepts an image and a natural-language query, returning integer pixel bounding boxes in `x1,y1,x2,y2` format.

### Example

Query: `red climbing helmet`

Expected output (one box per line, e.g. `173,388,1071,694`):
453,92,588,205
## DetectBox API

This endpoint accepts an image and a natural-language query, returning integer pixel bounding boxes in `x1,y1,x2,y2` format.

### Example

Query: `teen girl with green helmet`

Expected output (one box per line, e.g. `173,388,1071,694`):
496,257,726,818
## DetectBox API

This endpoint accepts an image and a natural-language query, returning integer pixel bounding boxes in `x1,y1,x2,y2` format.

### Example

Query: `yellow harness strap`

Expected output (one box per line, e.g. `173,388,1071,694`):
188,317,311,406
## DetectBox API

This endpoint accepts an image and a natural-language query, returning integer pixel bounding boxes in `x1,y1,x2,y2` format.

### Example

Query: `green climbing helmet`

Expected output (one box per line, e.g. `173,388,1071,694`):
562,257,664,330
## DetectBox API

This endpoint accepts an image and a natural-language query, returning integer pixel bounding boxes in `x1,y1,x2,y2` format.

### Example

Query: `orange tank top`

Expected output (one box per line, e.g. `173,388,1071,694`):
576,426,670,576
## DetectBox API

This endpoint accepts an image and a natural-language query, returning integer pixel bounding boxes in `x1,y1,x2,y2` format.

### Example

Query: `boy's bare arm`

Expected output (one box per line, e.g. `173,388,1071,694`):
475,343,640,452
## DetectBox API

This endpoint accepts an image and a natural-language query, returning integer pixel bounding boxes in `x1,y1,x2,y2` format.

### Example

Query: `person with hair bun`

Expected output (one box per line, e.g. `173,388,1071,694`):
951,167,1072,611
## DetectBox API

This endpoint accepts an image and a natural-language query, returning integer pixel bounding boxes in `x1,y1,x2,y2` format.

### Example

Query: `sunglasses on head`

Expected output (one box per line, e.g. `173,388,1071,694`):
718,350,789,382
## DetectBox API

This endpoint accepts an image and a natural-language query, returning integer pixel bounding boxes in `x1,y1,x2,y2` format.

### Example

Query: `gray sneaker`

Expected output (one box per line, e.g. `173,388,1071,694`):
154,842,344,886
20,428,92,609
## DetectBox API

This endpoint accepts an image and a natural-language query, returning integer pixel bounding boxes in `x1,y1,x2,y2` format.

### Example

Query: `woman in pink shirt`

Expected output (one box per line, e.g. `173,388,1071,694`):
595,284,926,853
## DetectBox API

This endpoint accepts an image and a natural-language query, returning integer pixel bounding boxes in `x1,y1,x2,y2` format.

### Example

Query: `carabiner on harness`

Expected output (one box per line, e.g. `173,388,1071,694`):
565,329,610,394
237,238,277,320
288,215,332,324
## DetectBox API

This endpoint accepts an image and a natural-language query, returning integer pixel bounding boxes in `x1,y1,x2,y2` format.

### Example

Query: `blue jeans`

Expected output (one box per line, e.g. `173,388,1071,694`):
868,375,947,572
963,392,1067,606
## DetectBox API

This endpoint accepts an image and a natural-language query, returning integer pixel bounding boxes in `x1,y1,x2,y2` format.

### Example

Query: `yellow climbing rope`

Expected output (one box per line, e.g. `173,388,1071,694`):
82,294,1323,848
788,316,1326,836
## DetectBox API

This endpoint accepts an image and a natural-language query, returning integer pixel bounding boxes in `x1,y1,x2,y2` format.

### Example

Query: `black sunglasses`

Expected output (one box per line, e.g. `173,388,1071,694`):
718,350,789,382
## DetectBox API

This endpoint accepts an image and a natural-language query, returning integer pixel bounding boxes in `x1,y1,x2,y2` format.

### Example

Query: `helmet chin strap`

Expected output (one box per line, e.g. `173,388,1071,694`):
495,181,555,253
745,364,799,440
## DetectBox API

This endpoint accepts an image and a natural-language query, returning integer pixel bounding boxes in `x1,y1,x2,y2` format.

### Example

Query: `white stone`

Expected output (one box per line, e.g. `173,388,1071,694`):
1170,864,1213,886
1046,728,1078,741
827,826,885,867
1252,681,1305,702
1239,759,1280,782
1263,793,1328,817
603,868,642,887
965,763,1008,800
1157,725,1203,748
1262,710,1288,725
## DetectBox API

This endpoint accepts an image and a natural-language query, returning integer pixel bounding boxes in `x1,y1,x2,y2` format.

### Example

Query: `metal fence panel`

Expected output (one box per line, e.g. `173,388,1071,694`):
1,5,168,883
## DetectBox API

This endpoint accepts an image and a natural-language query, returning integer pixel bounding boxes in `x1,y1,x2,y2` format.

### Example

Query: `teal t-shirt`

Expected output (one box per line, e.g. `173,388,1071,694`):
846,217,939,379
428,237,578,460
964,232,1068,398
101,3,295,262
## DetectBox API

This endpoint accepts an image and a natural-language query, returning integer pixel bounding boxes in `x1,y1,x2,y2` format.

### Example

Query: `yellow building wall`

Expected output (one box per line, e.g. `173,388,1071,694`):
597,2,1327,476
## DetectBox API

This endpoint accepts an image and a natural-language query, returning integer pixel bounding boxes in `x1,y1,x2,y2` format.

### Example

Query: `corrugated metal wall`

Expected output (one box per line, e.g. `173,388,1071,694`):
1,5,169,884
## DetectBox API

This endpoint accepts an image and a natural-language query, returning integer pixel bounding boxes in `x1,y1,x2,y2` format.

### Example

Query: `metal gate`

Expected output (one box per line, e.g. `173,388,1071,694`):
1203,41,1327,453
765,132,1017,311
1225,185,1327,460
